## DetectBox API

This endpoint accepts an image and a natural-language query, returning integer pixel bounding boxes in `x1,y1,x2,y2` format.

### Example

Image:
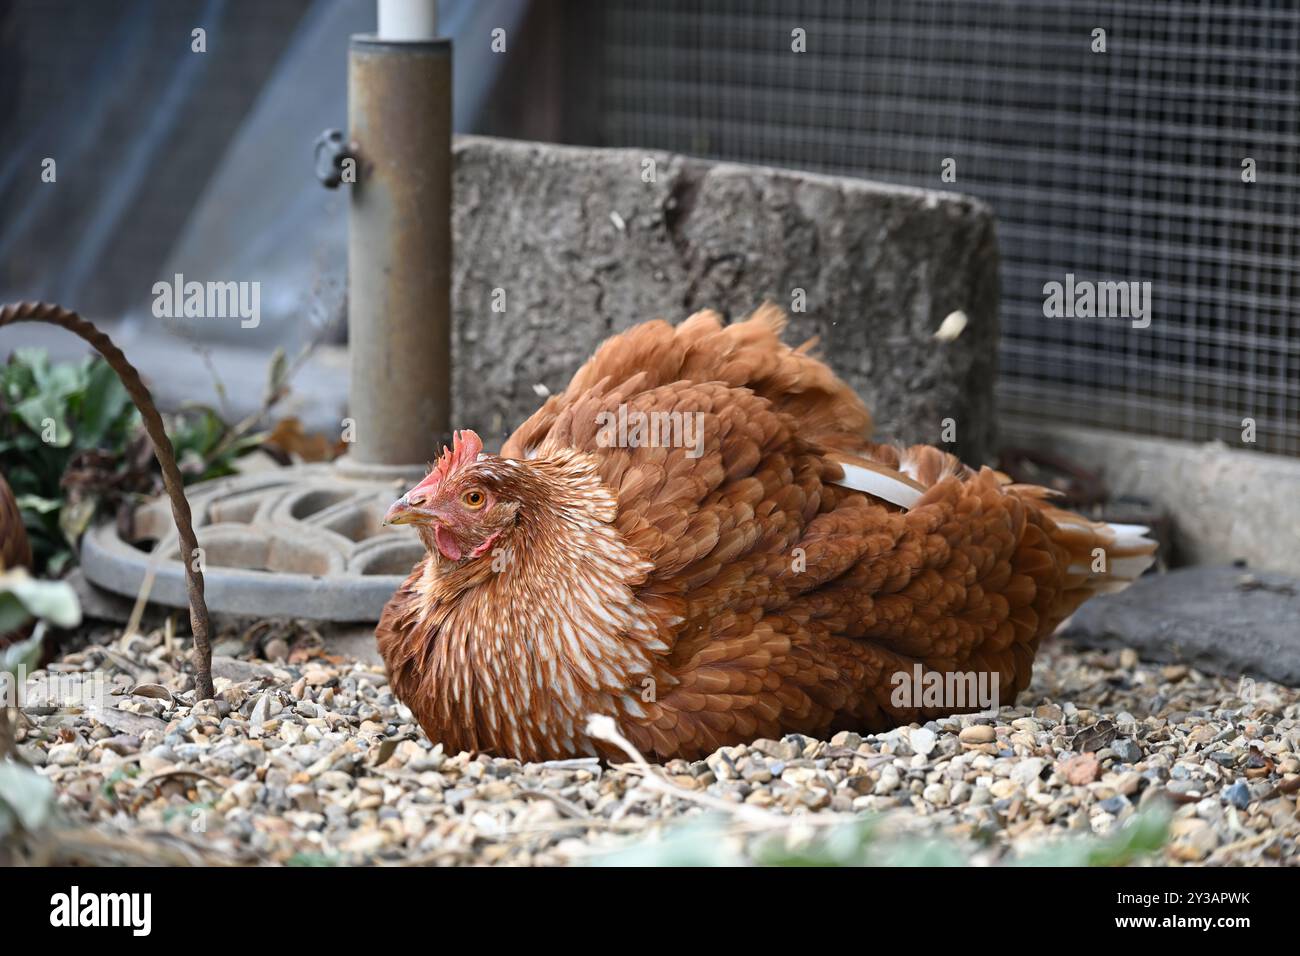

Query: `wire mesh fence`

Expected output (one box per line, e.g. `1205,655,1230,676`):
592,0,1300,456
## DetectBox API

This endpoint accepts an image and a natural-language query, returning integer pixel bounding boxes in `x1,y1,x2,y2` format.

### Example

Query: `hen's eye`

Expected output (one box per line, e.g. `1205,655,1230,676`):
462,490,486,509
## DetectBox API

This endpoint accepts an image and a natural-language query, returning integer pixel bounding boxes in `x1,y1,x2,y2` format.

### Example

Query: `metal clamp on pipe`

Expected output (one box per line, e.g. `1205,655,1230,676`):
314,129,359,189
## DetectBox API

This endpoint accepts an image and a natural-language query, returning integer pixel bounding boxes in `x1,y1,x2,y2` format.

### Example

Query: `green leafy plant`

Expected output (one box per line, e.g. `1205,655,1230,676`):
0,569,81,842
593,806,1172,867
0,569,82,639
0,349,265,574
1,350,138,573
0,760,54,840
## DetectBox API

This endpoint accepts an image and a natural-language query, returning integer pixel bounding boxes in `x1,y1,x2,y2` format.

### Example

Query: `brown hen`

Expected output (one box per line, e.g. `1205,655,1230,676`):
377,306,1155,762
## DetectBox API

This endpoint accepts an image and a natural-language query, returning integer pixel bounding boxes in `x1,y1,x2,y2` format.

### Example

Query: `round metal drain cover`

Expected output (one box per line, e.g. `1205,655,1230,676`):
82,463,427,621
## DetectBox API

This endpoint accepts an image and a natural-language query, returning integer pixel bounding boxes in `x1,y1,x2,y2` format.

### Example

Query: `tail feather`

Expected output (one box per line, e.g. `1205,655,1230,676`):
1047,506,1158,601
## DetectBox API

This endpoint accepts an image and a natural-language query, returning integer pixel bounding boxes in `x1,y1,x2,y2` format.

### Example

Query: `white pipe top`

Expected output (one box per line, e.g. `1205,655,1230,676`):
377,0,438,40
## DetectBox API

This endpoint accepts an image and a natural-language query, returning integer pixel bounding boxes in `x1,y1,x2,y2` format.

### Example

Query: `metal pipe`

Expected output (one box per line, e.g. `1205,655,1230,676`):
345,30,452,467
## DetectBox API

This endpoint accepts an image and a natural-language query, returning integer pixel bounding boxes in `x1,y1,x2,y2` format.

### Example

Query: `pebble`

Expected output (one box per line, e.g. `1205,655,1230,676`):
1097,796,1129,815
874,766,901,795
1222,780,1252,810
1060,752,1101,785
989,779,1019,800
959,725,996,745
1115,772,1143,797
1011,758,1046,788
1170,818,1218,861
46,742,81,766
909,727,937,757
922,782,949,806
1111,738,1143,764
443,787,475,809
97,734,141,756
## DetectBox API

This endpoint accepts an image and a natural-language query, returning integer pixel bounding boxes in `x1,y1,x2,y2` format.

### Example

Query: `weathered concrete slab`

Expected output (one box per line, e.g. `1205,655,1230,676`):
452,136,1000,462
1060,566,1300,686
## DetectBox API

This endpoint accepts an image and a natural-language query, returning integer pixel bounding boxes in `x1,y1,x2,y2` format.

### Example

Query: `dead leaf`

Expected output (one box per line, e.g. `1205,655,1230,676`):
370,738,400,767
129,682,174,704
85,701,168,737
1071,719,1117,753
264,417,345,463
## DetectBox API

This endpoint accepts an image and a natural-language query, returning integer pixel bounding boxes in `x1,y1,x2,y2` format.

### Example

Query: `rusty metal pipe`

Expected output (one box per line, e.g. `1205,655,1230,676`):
346,33,452,467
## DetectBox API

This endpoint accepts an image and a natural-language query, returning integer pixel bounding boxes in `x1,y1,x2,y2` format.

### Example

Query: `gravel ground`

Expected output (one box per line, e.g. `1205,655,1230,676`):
9,623,1299,866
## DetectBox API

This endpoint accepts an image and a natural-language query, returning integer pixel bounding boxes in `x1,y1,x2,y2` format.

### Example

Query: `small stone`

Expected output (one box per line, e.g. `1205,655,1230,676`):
1115,772,1143,797
444,787,475,809
97,734,141,756
1222,780,1252,810
830,730,862,749
190,698,221,718
46,742,81,766
316,770,353,790
1098,795,1129,815
922,782,949,806
1011,758,1046,788
1170,818,1217,861
959,725,996,745
989,778,1019,800
874,766,900,795
1034,703,1063,723
16,745,46,766
1060,752,1101,785
781,766,820,786
909,727,937,757
1111,738,1142,764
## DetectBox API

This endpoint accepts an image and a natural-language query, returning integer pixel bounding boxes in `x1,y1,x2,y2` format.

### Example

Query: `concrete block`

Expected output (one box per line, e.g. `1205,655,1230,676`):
451,136,1000,462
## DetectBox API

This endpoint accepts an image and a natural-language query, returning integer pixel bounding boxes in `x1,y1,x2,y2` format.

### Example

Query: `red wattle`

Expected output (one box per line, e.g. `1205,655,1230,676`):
434,525,462,561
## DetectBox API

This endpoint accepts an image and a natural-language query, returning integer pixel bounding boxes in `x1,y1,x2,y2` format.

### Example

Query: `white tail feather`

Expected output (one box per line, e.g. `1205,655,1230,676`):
1067,521,1157,590
832,461,924,510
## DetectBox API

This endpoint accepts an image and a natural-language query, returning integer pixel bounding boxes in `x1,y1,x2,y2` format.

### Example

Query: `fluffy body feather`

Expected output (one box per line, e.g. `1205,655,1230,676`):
377,306,1155,761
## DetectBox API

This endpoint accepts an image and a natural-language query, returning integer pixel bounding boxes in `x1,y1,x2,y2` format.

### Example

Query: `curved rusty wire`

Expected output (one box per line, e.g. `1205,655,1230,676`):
0,301,213,699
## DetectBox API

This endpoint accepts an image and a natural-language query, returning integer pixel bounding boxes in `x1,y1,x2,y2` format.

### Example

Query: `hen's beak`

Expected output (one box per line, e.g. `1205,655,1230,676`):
383,495,432,527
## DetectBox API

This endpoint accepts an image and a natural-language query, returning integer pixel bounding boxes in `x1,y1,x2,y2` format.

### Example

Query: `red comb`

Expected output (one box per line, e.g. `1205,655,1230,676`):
407,430,483,497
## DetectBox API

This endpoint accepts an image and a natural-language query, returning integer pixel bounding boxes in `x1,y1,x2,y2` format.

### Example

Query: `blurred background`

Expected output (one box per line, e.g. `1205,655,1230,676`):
2,0,1296,458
